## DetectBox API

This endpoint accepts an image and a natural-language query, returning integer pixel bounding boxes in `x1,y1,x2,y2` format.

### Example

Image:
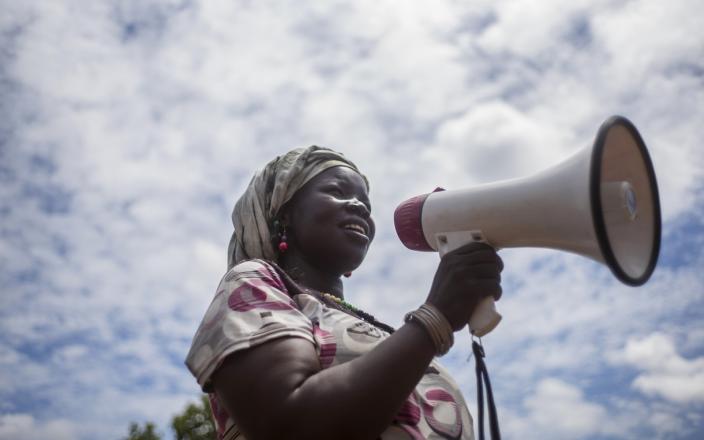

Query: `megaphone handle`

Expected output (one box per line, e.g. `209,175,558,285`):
469,296,502,337
435,231,502,337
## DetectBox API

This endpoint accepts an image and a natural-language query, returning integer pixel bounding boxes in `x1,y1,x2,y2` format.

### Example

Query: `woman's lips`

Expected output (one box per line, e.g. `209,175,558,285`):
341,224,369,242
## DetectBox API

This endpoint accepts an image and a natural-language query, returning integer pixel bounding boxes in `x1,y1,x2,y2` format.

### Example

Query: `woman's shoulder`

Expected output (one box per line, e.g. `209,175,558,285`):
228,258,277,274
222,259,287,290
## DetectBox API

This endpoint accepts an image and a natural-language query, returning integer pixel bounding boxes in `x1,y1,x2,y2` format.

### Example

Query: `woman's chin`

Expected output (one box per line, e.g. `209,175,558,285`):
327,251,366,277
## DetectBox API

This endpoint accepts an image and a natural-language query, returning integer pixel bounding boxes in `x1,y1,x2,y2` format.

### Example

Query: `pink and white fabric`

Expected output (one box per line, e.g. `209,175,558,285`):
186,259,474,440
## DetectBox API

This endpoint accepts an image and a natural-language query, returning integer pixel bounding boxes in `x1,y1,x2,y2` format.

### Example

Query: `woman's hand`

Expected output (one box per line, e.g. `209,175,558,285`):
425,242,504,331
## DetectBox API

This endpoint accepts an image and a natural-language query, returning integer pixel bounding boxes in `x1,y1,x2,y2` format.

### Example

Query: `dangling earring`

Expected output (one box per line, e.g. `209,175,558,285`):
344,272,352,278
278,224,289,253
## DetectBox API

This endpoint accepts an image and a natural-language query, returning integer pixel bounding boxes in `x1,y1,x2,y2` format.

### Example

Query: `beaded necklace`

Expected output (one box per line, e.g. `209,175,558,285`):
318,292,395,334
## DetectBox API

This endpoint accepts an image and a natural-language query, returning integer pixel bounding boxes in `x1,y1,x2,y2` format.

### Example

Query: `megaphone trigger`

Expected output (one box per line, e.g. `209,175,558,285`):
435,230,490,257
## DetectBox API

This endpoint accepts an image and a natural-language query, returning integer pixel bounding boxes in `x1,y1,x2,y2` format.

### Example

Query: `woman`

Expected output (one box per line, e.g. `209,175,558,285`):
186,146,503,439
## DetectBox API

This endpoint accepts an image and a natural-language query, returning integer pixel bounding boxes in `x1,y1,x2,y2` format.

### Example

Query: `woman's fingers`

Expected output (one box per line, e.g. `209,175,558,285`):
458,263,502,279
445,243,504,270
465,279,503,301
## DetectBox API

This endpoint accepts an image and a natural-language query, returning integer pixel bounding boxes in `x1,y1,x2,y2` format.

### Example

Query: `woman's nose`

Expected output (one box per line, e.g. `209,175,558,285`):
346,198,370,218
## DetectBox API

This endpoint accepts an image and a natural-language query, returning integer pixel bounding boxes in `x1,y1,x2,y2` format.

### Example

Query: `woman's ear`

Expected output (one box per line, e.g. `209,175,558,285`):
277,200,294,226
277,209,290,227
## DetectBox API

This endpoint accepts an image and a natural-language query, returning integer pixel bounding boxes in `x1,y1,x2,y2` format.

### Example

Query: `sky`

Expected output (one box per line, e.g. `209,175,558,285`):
1,0,702,439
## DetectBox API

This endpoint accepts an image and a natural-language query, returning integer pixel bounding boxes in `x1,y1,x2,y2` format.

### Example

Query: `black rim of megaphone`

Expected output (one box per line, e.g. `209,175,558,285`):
590,115,662,286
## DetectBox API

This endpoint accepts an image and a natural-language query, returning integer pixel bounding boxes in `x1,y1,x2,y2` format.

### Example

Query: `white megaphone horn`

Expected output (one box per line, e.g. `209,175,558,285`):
394,115,662,337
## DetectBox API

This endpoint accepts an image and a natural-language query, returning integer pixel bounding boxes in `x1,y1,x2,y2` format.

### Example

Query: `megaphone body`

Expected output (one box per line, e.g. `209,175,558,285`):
394,116,661,337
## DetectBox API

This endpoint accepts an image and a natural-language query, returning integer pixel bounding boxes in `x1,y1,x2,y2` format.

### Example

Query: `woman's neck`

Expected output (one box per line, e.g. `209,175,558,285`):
279,252,344,299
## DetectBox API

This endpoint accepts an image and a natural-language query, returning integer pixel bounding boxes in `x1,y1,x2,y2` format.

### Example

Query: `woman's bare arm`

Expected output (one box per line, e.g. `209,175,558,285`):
212,321,435,440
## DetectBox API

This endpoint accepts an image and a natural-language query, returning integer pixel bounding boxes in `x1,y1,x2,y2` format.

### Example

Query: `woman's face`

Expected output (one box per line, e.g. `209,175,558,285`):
282,166,375,275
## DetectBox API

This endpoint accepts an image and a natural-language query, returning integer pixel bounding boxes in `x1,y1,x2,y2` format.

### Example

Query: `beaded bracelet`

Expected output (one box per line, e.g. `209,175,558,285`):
404,303,454,356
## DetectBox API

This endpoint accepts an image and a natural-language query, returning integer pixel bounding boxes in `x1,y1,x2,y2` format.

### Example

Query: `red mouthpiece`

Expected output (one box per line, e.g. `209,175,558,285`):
394,188,445,251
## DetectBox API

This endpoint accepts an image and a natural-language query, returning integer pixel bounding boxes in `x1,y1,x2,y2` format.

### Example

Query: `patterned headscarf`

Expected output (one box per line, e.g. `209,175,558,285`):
227,146,368,270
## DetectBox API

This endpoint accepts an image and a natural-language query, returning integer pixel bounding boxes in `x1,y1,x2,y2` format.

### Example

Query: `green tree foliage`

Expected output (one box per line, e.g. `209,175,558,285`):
171,394,216,440
123,421,162,440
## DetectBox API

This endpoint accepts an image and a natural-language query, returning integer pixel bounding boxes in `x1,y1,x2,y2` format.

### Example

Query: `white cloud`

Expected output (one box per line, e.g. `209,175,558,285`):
520,378,607,438
0,414,76,440
615,332,704,404
476,0,597,58
592,0,703,79
430,100,571,183
502,379,701,440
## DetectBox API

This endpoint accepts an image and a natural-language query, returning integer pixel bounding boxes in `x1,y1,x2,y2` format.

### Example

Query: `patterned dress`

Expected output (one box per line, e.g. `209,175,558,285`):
185,259,474,440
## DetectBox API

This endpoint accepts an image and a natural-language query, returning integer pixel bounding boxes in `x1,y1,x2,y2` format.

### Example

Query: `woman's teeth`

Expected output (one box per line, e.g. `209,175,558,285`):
344,224,366,235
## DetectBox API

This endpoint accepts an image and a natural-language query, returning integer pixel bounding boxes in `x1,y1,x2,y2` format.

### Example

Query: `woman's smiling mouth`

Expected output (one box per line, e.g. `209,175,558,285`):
342,222,369,241
343,223,366,235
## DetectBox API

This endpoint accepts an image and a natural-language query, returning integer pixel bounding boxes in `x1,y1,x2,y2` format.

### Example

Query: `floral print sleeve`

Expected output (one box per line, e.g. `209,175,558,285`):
185,259,315,392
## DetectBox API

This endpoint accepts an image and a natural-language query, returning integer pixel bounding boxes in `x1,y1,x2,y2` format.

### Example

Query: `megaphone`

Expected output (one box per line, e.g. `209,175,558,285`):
394,115,661,337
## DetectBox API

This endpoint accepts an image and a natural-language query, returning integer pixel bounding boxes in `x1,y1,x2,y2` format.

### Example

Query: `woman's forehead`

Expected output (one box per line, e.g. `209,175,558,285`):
314,166,367,189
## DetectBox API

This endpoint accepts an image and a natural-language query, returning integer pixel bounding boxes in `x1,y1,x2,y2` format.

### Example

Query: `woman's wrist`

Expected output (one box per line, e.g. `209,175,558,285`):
404,303,454,356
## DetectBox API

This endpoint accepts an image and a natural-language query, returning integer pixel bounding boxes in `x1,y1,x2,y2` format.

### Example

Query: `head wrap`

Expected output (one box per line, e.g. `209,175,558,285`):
227,146,368,270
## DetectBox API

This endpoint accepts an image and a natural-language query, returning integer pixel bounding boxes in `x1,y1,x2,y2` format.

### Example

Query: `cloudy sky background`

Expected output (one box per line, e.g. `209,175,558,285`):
1,0,703,439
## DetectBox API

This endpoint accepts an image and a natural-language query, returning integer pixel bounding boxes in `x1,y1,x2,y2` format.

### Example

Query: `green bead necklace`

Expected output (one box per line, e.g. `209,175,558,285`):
319,292,395,334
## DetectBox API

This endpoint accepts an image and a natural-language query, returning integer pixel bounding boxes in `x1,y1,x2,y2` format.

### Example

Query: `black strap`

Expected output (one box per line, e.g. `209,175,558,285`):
473,340,501,440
